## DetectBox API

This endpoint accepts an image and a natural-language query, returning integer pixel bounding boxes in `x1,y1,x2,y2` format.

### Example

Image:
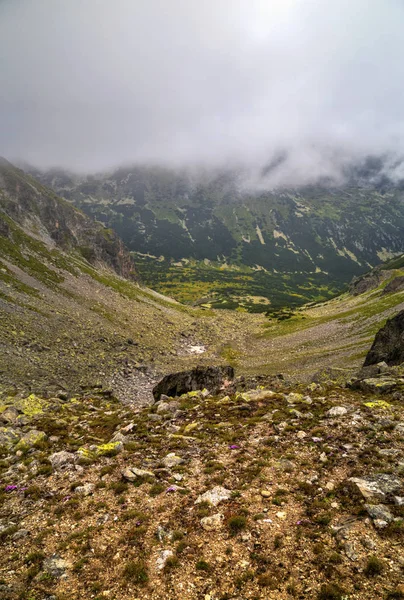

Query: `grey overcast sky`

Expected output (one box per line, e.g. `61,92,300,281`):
1,0,404,182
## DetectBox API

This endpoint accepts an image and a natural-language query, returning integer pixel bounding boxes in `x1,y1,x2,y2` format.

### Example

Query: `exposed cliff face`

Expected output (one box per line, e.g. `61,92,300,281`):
0,158,136,280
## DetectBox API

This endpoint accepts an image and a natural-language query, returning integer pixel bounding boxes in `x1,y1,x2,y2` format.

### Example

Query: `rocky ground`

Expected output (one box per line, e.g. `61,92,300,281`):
1,366,403,600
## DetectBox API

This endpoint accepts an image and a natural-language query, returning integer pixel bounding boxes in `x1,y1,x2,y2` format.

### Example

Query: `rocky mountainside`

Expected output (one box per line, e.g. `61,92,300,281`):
0,159,136,280
29,163,404,311
1,360,403,600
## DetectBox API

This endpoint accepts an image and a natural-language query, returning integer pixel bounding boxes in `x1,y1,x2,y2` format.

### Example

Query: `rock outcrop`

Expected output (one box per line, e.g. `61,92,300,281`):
364,310,404,366
152,365,234,400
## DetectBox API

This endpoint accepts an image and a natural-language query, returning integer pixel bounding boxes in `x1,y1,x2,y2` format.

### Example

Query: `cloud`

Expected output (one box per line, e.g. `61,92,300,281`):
1,0,404,185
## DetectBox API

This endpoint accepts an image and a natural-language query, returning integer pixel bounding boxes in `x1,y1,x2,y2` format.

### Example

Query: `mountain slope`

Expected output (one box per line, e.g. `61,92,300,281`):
0,158,136,280
31,164,404,311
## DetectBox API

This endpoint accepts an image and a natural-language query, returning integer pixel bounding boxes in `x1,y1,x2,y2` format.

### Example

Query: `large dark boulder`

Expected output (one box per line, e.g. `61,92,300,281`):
364,311,404,366
153,365,234,401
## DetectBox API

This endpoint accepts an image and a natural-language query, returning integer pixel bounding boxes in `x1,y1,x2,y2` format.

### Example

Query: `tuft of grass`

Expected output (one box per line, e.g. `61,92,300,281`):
364,555,384,577
228,515,247,535
123,560,149,585
195,559,211,572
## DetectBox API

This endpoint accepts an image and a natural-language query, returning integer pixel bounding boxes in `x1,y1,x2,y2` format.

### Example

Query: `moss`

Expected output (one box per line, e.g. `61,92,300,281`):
16,394,48,417
95,441,122,457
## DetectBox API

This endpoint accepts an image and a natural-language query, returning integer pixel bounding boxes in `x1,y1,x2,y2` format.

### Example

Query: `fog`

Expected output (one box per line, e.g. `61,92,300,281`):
1,0,404,185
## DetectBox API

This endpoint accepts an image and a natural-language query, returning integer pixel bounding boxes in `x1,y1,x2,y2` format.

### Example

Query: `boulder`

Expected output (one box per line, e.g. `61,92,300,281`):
152,365,234,401
382,275,404,295
347,473,401,503
49,451,75,470
0,407,19,424
364,310,404,366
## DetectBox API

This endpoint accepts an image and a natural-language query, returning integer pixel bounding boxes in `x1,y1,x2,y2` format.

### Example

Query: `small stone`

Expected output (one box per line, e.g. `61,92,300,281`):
196,486,232,506
49,451,75,470
326,406,347,417
163,453,183,468
319,452,327,463
0,407,19,424
122,467,155,481
156,549,174,570
325,481,335,491
16,429,47,450
12,529,29,540
201,513,224,531
75,483,95,496
43,554,70,578
276,511,287,520
361,536,376,550
260,490,271,498
296,430,307,439
96,441,123,456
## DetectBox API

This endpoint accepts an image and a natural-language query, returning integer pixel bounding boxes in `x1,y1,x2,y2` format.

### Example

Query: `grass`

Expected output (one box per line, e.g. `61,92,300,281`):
364,555,384,577
227,515,247,535
122,560,149,585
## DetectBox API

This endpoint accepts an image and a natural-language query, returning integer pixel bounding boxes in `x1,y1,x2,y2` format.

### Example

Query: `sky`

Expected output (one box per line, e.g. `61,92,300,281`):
1,0,404,184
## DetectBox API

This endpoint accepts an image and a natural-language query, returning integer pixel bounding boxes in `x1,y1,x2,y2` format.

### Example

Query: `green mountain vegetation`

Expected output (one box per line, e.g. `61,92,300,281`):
31,164,404,311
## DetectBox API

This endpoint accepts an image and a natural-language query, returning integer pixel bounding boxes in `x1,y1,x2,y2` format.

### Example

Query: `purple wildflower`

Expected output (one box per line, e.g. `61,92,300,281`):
229,444,240,450
166,486,176,493
5,485,18,492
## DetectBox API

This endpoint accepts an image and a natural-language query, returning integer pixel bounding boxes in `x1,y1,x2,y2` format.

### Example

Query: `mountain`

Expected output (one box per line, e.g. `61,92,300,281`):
0,158,136,280
29,162,404,311
1,161,404,599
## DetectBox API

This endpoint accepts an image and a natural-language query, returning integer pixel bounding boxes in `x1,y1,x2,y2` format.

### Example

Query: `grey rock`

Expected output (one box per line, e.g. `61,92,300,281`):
156,549,174,570
0,406,19,424
43,554,70,578
196,486,232,506
162,453,183,468
365,504,394,523
75,483,95,496
326,406,347,417
348,473,401,502
16,429,47,449
49,451,75,470
356,377,399,394
201,513,224,531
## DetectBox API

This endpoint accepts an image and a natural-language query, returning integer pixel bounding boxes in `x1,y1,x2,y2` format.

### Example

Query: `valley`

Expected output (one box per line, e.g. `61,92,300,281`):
30,164,404,311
